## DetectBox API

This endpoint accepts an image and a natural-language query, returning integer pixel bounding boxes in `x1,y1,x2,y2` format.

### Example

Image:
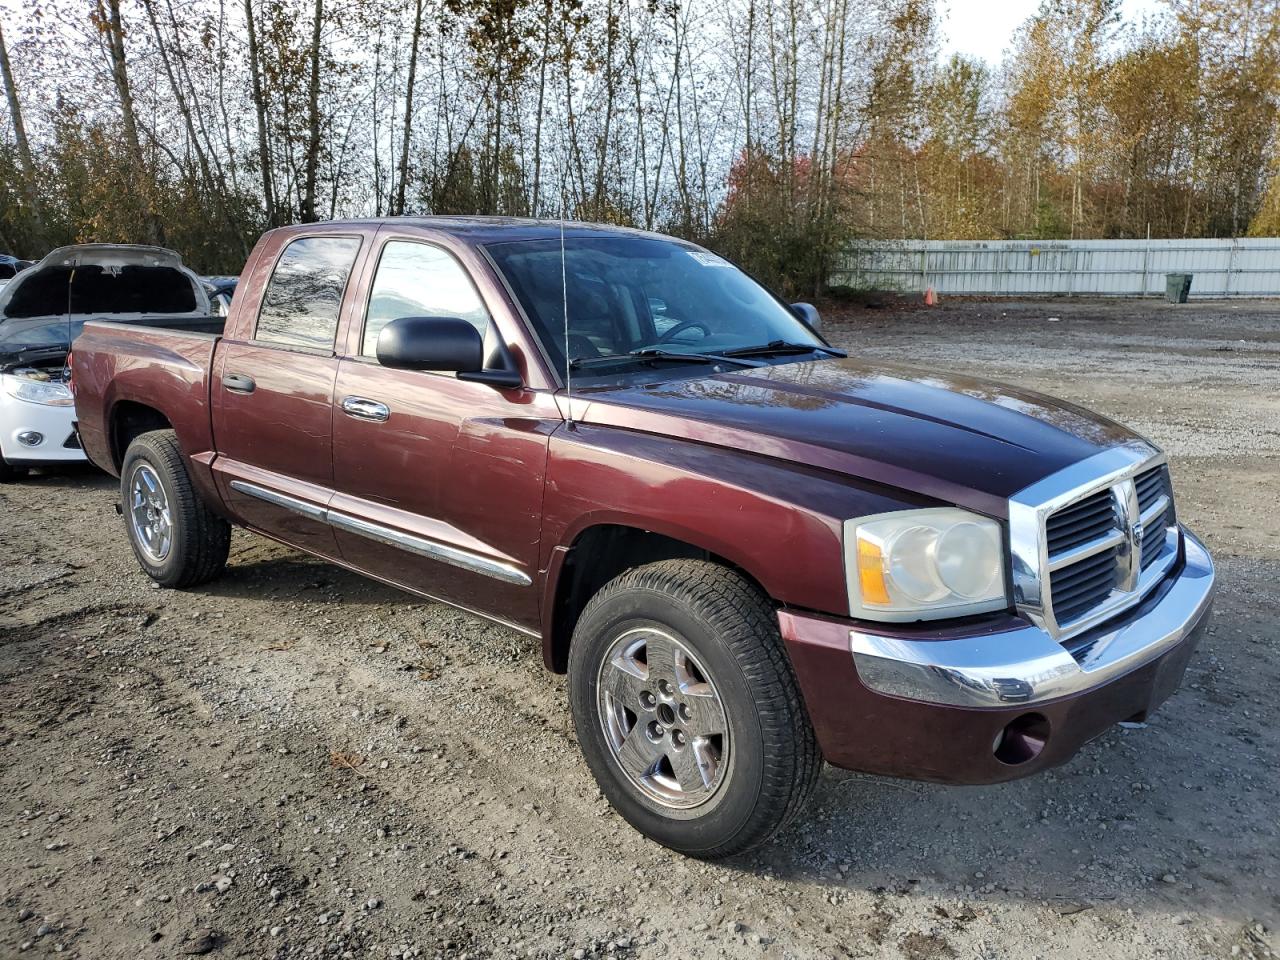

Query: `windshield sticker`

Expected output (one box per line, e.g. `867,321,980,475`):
688,251,732,268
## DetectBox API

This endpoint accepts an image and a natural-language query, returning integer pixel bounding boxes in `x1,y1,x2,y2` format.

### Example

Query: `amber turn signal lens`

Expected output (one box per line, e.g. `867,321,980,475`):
856,537,891,605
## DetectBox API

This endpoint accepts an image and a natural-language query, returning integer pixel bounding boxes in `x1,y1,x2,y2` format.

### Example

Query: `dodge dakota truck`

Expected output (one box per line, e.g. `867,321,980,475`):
71,218,1216,858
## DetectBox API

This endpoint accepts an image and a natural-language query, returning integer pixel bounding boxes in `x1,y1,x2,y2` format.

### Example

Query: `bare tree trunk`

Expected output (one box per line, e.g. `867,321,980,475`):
96,0,163,243
592,0,618,217
243,0,276,225
301,0,324,222
141,0,239,242
530,0,553,217
0,19,43,244
393,0,425,215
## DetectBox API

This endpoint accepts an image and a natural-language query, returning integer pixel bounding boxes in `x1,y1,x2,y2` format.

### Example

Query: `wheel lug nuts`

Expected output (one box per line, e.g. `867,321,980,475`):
639,690,656,709
678,703,691,722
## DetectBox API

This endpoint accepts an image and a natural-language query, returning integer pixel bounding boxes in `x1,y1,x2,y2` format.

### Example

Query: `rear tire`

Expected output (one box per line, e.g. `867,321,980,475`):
121,430,230,587
568,559,821,859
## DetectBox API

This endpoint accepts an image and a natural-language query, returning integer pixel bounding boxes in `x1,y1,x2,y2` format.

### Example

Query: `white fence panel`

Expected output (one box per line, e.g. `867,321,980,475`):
833,238,1280,298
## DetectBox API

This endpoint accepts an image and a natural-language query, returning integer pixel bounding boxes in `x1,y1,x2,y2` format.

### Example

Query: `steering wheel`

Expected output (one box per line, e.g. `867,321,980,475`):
657,319,711,344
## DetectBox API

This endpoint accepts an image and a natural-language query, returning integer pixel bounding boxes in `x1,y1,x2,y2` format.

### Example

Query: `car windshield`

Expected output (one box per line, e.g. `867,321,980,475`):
0,316,85,356
484,236,824,381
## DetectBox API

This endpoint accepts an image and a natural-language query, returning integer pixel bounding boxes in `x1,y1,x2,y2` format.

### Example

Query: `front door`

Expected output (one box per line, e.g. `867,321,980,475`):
329,236,553,629
211,233,364,557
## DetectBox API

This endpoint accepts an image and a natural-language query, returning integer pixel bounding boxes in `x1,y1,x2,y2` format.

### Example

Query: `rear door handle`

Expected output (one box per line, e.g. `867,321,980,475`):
223,373,256,393
341,396,390,422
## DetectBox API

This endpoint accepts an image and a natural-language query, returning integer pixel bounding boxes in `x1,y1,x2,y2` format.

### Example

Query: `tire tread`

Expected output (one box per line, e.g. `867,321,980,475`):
122,430,230,588
572,559,821,858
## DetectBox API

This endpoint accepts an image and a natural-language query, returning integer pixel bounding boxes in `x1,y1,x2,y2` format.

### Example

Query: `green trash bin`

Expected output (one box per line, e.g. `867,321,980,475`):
1165,273,1192,303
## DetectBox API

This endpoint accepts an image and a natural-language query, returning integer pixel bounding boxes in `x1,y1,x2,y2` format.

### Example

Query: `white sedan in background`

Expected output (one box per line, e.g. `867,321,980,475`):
0,244,210,481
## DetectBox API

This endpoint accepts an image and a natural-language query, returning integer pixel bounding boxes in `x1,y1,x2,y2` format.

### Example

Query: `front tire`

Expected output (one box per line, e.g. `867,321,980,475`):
568,560,821,858
120,430,230,587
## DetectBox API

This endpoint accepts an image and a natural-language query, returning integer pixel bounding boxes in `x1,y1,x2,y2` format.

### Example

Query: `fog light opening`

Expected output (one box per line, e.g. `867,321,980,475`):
17,430,43,447
993,712,1050,766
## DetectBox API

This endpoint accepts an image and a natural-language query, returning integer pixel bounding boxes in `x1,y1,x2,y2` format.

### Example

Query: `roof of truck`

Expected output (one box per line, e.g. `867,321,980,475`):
275,216,695,246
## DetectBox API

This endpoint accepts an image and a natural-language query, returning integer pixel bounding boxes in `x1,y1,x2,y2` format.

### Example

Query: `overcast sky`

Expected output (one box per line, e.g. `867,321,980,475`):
938,0,1169,65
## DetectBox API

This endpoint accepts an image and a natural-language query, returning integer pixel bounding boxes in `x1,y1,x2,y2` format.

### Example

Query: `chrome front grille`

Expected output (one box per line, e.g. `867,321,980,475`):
1046,487,1117,555
1135,465,1175,569
1009,445,1181,642
1049,542,1120,623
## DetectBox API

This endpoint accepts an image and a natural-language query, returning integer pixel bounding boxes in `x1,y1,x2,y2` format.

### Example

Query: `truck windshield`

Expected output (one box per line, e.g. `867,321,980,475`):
484,237,824,380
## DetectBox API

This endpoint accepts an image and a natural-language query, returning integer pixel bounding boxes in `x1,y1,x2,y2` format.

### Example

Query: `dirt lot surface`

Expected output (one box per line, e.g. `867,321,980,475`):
2,298,1277,960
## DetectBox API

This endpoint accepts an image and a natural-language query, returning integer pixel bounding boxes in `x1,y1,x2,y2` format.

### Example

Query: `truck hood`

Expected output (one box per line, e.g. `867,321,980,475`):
571,358,1149,517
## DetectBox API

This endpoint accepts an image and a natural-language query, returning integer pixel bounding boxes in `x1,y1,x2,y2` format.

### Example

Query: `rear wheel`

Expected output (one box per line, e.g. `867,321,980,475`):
121,430,230,587
568,560,821,858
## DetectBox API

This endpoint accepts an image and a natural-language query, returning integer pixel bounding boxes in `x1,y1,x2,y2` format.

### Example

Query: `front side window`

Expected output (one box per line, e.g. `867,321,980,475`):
256,236,361,350
362,241,489,356
484,237,822,380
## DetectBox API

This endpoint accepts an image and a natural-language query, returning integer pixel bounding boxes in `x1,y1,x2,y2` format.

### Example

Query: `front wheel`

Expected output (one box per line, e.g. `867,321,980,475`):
568,560,821,858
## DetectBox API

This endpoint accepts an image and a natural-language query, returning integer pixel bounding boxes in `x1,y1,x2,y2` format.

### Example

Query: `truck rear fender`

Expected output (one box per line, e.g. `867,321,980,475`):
74,321,226,512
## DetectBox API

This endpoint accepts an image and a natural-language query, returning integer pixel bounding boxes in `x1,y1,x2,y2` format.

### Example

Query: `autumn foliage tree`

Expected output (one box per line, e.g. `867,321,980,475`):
0,0,1277,281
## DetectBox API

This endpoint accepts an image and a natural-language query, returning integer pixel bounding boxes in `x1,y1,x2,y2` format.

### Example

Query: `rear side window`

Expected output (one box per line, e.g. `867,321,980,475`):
256,236,361,350
361,241,489,356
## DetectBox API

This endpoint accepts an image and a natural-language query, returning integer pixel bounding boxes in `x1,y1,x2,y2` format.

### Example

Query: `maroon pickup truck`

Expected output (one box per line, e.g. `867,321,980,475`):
71,218,1215,858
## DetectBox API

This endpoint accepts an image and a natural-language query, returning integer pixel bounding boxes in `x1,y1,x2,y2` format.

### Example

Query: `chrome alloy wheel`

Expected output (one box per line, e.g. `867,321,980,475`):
128,462,173,563
597,626,729,809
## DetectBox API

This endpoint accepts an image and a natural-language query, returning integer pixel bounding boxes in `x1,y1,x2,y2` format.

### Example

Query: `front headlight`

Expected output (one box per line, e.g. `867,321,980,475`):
3,376,74,406
844,508,1008,621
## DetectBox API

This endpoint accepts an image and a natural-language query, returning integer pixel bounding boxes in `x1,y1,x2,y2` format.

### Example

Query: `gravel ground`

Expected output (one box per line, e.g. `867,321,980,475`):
1,297,1277,960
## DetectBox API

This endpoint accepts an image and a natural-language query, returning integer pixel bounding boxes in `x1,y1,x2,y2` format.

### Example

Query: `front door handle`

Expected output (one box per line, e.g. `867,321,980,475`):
223,373,256,393
341,396,390,422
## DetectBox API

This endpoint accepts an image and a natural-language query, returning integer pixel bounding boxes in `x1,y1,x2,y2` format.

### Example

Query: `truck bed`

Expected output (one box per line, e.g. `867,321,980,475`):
72,317,226,478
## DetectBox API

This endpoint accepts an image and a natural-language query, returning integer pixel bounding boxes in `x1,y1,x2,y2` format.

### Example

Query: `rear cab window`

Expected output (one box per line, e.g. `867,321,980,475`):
255,236,362,351
360,240,490,357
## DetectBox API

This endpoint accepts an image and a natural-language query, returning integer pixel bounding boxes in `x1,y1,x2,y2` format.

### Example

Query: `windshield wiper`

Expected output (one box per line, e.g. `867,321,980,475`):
720,340,846,359
569,348,764,370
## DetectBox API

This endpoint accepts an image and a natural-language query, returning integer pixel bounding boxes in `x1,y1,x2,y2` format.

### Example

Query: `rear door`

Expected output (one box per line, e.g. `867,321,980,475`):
328,230,558,630
211,232,366,557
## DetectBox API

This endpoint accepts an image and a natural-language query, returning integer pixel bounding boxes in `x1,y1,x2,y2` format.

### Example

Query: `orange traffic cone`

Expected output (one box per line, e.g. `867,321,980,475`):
924,286,937,306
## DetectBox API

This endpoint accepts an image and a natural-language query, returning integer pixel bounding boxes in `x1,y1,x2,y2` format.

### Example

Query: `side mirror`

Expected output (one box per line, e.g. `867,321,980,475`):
375,315,522,389
791,302,822,333
376,316,483,372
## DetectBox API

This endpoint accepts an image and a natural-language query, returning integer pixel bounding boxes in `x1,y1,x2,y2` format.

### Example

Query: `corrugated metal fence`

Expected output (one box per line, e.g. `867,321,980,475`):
833,238,1280,298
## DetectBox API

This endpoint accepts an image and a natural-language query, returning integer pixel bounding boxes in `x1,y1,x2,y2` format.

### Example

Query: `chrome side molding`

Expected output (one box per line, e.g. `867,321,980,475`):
230,479,327,521
228,478,532,587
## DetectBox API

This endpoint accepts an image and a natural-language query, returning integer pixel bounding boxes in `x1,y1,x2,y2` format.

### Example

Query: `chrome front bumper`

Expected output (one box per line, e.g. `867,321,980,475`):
849,529,1215,708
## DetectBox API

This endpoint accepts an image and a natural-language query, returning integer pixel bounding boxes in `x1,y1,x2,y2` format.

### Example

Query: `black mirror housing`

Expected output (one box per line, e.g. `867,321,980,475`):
791,302,822,333
376,316,484,373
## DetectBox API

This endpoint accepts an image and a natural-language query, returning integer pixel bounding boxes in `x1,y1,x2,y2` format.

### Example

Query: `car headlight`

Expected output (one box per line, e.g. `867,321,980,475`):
844,508,1007,621
3,376,75,406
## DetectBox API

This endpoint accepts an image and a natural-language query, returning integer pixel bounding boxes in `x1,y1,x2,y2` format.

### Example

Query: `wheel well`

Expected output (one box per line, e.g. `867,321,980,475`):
547,524,769,673
111,402,172,470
